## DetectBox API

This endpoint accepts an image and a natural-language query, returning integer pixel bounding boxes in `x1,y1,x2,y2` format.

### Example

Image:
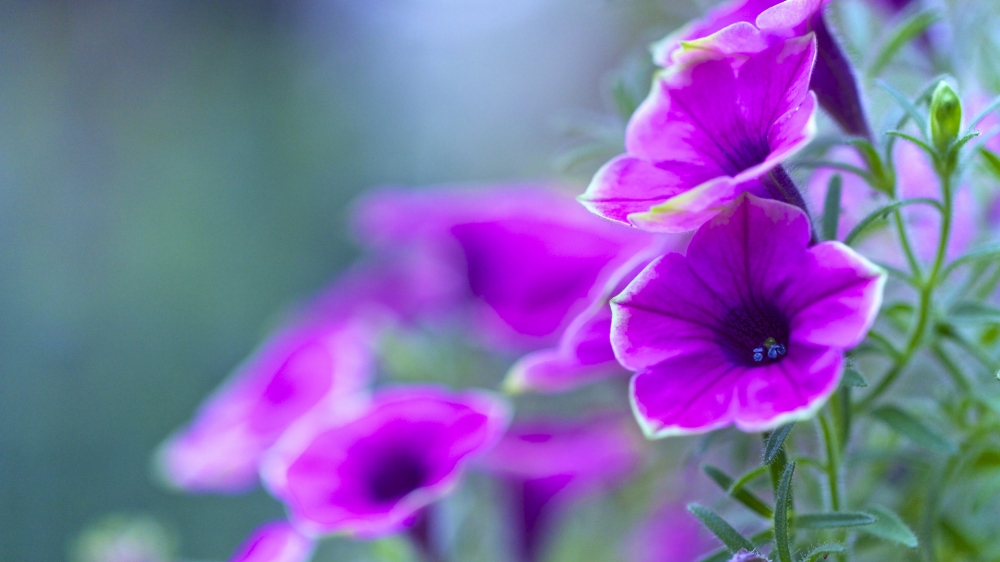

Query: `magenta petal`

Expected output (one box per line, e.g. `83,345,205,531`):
651,0,786,64
229,522,314,562
278,386,510,537
155,320,376,493
614,195,885,436
579,156,703,226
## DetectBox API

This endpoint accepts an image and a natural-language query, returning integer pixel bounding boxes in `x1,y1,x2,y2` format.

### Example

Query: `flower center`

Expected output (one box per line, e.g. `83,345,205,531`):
367,449,429,504
718,136,771,177
717,300,790,367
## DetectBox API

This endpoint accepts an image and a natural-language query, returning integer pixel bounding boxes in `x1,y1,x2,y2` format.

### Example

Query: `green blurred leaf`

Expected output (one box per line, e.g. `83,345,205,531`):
794,512,876,529
860,507,918,547
822,174,842,241
877,81,929,135
950,301,1000,321
871,405,958,455
981,148,1000,179
702,464,774,519
797,543,845,562
687,504,755,553
844,198,941,246
867,10,941,78
842,368,868,387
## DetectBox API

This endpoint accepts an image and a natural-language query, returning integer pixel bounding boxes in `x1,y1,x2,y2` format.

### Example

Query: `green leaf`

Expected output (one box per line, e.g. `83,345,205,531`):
764,423,796,465
697,530,774,562
822,174,842,241
871,405,958,455
612,78,640,121
980,148,1000,179
861,506,918,547
967,94,1000,132
842,368,868,387
687,504,755,553
876,81,929,135
844,198,941,246
774,461,796,562
794,512,876,529
867,10,941,78
797,543,846,562
884,130,936,157
702,464,774,519
950,301,1000,322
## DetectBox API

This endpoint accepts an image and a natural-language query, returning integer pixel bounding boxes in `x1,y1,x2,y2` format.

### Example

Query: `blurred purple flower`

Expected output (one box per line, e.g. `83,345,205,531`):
612,195,884,437
353,184,659,351
267,386,509,537
806,142,976,265
229,522,314,562
627,504,716,562
580,37,817,233
652,0,870,139
155,318,377,493
477,415,645,562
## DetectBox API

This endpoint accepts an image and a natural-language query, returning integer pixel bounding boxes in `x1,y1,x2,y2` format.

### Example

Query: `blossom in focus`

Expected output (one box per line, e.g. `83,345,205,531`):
651,0,870,139
627,504,716,562
612,195,885,437
155,318,377,492
580,37,817,233
267,386,510,537
229,522,314,562
477,415,645,562
353,184,660,350
806,143,976,265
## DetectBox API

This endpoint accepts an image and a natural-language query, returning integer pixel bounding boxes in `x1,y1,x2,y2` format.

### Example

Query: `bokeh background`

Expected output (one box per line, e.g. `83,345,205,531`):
0,1,690,559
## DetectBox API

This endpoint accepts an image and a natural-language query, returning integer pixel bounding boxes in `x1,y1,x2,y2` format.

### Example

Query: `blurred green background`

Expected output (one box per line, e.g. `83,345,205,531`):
0,1,687,559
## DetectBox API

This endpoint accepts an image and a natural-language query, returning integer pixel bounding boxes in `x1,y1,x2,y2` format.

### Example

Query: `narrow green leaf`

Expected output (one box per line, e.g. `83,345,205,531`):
844,198,941,246
688,504,755,553
862,506,918,547
764,423,796,465
884,130,936,157
794,512,876,529
798,544,846,562
950,301,1000,321
941,241,1000,279
702,464,774,519
876,81,929,135
774,461,797,562
698,530,774,562
728,466,770,495
822,174,842,241
980,148,1000,179
867,10,941,78
871,405,958,455
842,368,868,387
612,78,639,121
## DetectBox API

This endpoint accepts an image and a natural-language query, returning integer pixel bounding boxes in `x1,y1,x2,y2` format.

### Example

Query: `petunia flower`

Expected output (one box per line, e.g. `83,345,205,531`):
805,142,976,266
580,36,818,233
505,238,686,393
477,415,645,562
612,194,885,437
229,522,314,562
627,504,717,562
352,184,660,350
155,318,378,492
265,386,510,537
652,0,871,139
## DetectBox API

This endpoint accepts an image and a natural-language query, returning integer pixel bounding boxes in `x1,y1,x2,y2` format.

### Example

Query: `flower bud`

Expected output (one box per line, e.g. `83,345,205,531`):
930,81,962,153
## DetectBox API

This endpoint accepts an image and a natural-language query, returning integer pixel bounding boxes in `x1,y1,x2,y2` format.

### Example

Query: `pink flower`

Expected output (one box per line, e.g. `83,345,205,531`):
580,37,817,233
155,318,377,492
267,386,510,537
229,522,314,562
612,195,885,437
477,415,645,562
353,184,659,350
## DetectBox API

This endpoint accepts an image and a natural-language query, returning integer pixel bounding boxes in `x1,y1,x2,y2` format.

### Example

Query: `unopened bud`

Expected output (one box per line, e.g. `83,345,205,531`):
930,81,962,153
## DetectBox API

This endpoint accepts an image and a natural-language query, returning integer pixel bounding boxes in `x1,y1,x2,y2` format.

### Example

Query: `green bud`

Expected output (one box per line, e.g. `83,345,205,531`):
930,81,962,153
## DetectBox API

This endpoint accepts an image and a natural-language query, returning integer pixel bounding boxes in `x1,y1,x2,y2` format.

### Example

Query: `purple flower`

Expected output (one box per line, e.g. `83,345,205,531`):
652,0,870,139
627,504,717,562
580,37,817,233
612,195,884,436
806,143,976,266
353,184,659,349
477,415,645,562
155,318,377,492
267,386,510,537
229,522,314,562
